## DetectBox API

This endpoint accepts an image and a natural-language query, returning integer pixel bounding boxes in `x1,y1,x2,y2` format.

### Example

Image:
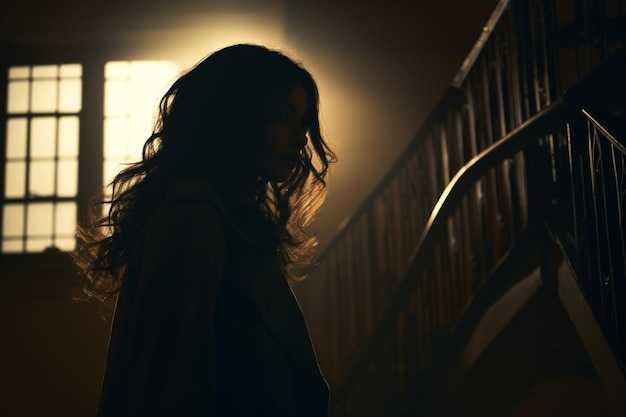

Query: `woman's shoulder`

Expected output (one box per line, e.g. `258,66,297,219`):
147,181,225,240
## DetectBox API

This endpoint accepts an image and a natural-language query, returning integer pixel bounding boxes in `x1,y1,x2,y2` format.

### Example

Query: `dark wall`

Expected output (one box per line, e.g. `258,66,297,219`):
0,256,110,417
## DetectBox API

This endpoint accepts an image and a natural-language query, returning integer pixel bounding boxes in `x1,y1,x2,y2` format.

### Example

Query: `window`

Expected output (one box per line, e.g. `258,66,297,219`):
2,64,82,253
103,61,178,193
1,60,178,254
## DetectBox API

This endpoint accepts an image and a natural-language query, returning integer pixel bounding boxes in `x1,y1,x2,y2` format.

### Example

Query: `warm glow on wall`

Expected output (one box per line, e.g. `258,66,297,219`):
136,9,289,69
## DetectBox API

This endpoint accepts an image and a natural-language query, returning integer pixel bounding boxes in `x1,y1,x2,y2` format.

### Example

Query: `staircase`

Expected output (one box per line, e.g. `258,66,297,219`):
293,0,626,415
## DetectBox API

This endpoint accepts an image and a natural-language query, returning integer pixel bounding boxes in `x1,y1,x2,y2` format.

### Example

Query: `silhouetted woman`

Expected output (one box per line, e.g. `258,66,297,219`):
74,44,336,417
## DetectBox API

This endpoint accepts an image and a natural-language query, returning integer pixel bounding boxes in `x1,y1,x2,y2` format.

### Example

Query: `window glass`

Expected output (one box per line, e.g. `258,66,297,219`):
2,64,82,253
4,162,26,198
6,118,28,158
30,117,57,158
31,80,58,112
103,61,178,192
7,81,30,113
58,116,79,157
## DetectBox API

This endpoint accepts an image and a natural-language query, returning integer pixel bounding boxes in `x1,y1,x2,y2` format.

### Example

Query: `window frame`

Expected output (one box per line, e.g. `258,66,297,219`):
3,64,83,253
0,46,105,262
1,46,179,262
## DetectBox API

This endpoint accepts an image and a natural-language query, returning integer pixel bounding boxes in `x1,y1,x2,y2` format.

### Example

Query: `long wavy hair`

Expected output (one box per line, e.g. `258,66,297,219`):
74,44,336,303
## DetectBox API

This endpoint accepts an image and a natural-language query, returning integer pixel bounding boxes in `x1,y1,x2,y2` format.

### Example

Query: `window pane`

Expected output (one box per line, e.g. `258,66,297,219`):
26,238,53,252
128,130,148,158
4,161,26,198
105,61,129,79
2,239,23,253
59,79,82,112
30,117,57,158
129,84,154,122
3,64,83,254
31,80,58,113
26,202,53,236
29,160,55,196
58,116,79,157
57,159,78,197
130,61,157,78
32,65,58,78
103,160,121,190
103,60,178,192
104,80,130,116
2,204,24,237
7,81,29,113
104,117,130,158
55,202,76,235
54,237,76,251
128,112,152,147
6,118,28,158
9,66,30,79
60,64,82,78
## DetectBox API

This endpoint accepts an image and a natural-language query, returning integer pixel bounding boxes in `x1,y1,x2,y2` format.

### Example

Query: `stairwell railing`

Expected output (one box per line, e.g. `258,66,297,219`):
293,1,625,415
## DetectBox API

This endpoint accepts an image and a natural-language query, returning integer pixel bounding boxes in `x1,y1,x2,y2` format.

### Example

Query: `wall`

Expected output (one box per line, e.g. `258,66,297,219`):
0,255,110,417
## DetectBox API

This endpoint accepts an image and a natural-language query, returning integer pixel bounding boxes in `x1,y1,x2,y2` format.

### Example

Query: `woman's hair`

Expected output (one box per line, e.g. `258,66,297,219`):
74,44,336,302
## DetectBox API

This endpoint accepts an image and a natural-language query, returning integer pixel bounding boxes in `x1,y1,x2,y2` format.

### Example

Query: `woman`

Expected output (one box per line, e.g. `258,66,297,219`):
74,44,336,417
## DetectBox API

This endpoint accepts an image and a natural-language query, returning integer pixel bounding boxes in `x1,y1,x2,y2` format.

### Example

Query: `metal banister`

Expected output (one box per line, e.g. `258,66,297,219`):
293,2,625,415
331,96,572,402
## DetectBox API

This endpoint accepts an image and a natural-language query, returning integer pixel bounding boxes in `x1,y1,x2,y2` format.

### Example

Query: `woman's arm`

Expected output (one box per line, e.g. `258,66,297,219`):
122,200,226,416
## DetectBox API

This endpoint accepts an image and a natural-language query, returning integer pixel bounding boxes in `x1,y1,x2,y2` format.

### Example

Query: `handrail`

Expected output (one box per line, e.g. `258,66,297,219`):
419,100,567,251
329,73,626,414
583,108,626,154
295,3,626,414
331,98,573,398
314,0,513,261
451,0,511,88
315,0,626,263
545,81,626,375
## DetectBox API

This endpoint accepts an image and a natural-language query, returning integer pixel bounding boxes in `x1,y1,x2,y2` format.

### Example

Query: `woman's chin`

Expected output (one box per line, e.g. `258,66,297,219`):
268,167,295,183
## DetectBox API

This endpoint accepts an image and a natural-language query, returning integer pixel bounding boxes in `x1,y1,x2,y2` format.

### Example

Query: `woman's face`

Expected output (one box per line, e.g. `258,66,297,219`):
262,82,310,182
